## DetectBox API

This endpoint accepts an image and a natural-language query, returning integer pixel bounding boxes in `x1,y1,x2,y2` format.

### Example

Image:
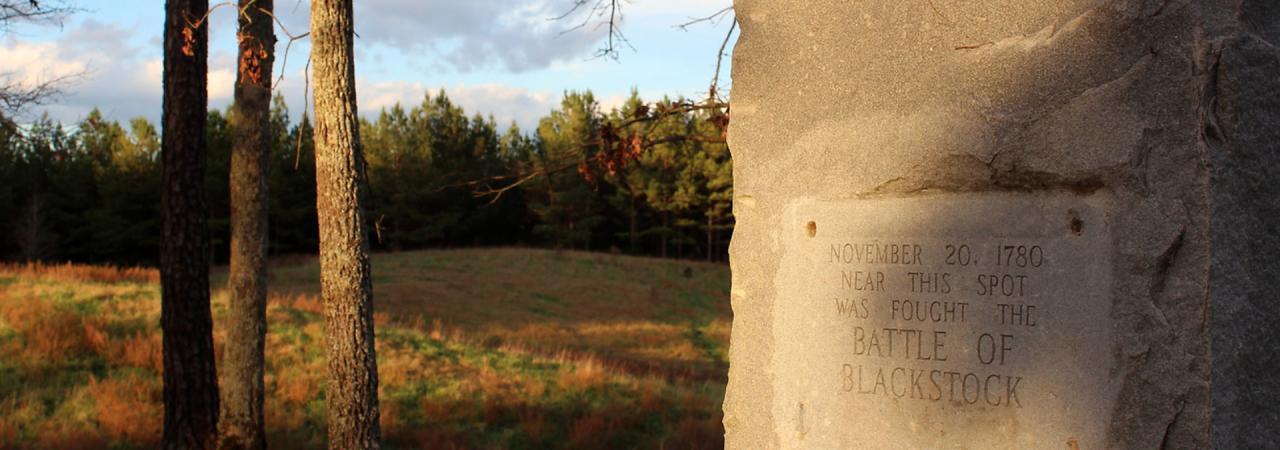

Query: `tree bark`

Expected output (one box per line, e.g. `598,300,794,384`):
162,0,219,448
628,194,637,253
706,215,712,263
661,211,668,258
219,1,274,448
311,0,380,448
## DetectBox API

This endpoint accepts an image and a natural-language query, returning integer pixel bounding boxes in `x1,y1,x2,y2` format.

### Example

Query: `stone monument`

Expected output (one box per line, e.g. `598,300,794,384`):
723,0,1279,448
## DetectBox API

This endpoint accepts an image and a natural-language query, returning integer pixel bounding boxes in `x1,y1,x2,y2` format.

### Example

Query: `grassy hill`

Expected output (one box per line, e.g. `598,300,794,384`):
0,248,730,449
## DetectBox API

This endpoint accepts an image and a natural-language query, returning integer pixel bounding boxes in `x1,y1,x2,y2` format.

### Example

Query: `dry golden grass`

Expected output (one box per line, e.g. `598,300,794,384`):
2,249,729,448
0,299,94,363
85,374,162,446
554,353,610,391
0,261,158,284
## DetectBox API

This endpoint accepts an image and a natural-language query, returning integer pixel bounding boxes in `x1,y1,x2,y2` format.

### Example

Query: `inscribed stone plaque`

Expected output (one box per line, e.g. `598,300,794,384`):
770,193,1117,448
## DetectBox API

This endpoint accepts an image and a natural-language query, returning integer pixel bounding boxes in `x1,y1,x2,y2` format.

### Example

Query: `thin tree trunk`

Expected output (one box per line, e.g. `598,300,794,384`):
628,194,637,254
661,211,668,258
706,215,712,263
712,226,718,263
219,1,274,448
311,0,380,448
161,0,218,448
544,173,559,249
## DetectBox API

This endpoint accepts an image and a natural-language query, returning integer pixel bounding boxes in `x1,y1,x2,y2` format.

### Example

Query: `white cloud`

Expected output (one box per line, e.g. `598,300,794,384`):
4,8,671,132
0,39,87,90
0,19,242,125
596,92,629,113
355,79,558,130
353,0,606,73
1,21,146,123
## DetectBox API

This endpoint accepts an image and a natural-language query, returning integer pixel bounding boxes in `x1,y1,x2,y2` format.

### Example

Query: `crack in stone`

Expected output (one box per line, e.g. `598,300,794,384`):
1150,225,1187,328
1245,31,1279,51
1067,52,1154,108
868,176,907,194
1197,41,1226,149
1146,0,1176,18
1159,399,1187,450
955,5,1096,52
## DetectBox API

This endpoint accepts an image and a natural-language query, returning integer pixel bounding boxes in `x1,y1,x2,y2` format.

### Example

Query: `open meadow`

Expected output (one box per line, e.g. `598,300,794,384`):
0,248,730,449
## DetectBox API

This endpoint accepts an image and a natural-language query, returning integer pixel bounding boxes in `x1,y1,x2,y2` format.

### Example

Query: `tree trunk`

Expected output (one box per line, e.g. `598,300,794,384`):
706,215,713,263
219,1,274,448
713,223,721,263
661,211,668,258
628,194,637,254
311,0,381,448
161,0,219,448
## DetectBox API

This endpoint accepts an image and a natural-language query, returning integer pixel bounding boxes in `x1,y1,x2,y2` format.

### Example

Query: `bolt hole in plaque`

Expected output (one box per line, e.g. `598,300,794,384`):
1069,209,1085,235
771,193,1116,448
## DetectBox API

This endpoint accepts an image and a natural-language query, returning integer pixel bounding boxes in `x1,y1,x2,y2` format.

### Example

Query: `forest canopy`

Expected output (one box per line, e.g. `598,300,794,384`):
0,89,733,265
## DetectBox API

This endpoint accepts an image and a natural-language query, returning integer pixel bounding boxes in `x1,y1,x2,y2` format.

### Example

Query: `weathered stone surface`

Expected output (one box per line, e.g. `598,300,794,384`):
1209,1,1280,449
724,0,1279,448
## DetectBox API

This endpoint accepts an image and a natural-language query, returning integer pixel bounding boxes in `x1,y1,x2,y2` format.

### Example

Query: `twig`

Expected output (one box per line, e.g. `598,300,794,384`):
255,6,310,91
676,6,733,31
709,15,736,102
0,0,80,31
475,170,544,204
552,0,634,61
470,98,727,200
241,4,312,168
0,70,81,117
184,0,251,31
293,54,311,170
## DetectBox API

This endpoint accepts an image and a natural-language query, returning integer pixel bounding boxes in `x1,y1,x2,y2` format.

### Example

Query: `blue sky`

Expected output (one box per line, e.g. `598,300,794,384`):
1,0,736,131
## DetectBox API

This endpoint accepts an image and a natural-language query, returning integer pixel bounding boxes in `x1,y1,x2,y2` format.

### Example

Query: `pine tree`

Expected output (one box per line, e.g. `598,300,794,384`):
219,0,275,447
311,0,381,447
160,0,219,448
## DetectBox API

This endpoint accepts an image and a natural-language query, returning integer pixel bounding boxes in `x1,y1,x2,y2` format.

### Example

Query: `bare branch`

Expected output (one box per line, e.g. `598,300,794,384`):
470,98,728,200
259,5,311,91
709,14,736,103
0,0,79,32
675,6,733,31
552,0,634,61
229,4,312,169
472,169,546,204
473,2,737,200
183,1,245,31
549,0,590,22
0,70,82,117
0,1,85,120
293,54,311,170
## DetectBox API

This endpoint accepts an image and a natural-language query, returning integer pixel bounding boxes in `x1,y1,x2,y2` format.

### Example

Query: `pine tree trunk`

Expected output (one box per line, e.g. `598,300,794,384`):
161,0,219,448
706,215,713,263
628,195,637,253
661,211,669,258
311,0,381,448
219,1,274,448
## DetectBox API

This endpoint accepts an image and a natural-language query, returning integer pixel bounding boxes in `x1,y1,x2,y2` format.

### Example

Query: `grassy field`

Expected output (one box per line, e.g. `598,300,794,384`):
0,248,730,449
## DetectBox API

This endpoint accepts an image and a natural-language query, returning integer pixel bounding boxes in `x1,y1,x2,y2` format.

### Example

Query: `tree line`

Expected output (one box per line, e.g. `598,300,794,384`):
2,1,733,448
0,90,733,265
